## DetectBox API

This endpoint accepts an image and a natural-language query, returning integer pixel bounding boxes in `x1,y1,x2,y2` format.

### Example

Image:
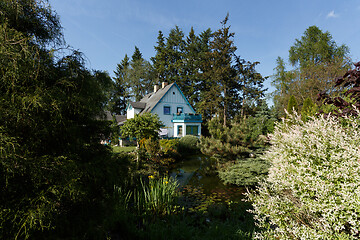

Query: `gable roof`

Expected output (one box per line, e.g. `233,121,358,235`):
139,82,176,113
129,101,146,109
128,82,196,114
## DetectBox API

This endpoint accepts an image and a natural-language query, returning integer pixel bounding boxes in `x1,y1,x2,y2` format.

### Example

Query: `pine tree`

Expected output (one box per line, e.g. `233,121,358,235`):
151,31,167,81
170,26,185,81
111,54,131,115
129,46,153,101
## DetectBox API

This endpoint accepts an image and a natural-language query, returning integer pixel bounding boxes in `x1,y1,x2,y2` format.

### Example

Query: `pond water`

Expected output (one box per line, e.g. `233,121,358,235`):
170,155,246,202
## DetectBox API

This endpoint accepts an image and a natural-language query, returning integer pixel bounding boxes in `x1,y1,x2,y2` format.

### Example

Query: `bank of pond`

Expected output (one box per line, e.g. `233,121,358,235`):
109,151,268,240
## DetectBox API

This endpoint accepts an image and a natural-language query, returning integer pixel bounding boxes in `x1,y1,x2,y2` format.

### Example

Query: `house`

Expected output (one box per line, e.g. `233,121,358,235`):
125,82,202,138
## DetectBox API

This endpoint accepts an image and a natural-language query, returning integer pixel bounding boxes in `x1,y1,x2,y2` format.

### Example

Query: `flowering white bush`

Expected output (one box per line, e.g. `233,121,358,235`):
247,113,360,239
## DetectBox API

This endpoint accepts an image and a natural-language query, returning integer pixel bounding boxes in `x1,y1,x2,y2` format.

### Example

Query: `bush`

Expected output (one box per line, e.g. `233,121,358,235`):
178,135,200,156
159,139,179,158
248,113,360,239
218,157,270,186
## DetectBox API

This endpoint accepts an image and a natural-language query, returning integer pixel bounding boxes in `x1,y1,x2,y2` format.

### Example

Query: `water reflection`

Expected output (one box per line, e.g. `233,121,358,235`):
170,155,245,202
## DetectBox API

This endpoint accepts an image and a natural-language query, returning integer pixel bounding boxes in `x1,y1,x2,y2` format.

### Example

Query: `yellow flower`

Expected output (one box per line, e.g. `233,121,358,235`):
148,175,154,179
165,181,168,184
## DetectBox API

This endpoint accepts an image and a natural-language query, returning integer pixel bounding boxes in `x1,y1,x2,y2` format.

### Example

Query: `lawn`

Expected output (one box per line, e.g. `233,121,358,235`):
112,145,136,153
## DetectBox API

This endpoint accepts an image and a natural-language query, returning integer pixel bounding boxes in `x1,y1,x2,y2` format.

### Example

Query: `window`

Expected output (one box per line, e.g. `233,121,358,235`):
186,125,199,136
178,126,183,136
177,107,183,114
163,106,171,115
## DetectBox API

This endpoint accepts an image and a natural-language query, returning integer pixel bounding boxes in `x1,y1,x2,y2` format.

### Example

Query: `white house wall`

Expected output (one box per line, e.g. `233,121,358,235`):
174,122,201,137
151,85,195,137
127,107,141,119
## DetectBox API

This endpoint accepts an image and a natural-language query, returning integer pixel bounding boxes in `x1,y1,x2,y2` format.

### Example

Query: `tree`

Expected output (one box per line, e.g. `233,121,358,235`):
317,61,360,118
287,95,298,115
234,56,267,118
110,54,131,115
121,113,162,147
208,14,237,126
0,1,120,238
301,97,317,121
272,26,351,115
289,26,349,68
128,47,154,101
151,31,167,81
200,117,251,162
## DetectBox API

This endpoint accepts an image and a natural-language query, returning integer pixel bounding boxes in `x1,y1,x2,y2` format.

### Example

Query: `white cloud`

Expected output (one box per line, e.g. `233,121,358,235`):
326,10,339,19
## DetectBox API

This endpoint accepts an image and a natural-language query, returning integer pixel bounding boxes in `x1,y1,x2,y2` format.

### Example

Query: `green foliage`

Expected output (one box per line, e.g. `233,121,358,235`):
218,157,270,186
139,176,179,216
272,25,351,116
286,95,298,115
241,101,277,146
289,25,349,68
0,1,122,239
200,117,251,162
110,54,130,115
178,135,200,156
159,139,179,158
149,17,265,130
301,97,317,121
121,113,162,143
248,113,360,239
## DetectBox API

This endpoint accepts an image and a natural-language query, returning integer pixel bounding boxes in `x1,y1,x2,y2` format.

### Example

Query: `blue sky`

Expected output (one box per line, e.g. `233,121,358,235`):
50,0,360,98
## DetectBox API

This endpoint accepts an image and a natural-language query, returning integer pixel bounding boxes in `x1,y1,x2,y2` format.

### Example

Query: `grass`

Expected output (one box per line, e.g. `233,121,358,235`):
112,145,136,153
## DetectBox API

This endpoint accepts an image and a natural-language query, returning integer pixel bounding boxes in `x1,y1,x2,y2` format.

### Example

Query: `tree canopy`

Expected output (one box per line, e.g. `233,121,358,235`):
272,25,351,116
0,1,117,238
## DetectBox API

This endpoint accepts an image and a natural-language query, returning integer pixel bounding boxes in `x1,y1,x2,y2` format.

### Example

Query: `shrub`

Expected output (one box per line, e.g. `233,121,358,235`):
159,139,179,158
178,135,200,156
218,158,270,186
248,113,360,239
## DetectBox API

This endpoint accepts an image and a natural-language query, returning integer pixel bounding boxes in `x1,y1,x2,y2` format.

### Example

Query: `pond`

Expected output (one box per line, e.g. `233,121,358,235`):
170,155,246,204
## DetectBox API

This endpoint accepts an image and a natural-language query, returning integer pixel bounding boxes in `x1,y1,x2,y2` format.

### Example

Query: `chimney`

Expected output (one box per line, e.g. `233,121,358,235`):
154,84,160,93
162,82,168,88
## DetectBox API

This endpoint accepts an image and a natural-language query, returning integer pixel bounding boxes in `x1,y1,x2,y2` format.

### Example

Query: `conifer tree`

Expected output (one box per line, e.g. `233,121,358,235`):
151,31,167,81
128,46,153,101
209,13,237,126
301,97,317,121
111,54,131,115
287,95,298,115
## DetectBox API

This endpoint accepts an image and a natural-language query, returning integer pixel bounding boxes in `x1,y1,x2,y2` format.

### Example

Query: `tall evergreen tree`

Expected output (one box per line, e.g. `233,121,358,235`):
128,46,154,101
111,54,131,115
234,56,267,118
151,31,167,81
165,26,186,83
209,14,237,126
182,27,201,107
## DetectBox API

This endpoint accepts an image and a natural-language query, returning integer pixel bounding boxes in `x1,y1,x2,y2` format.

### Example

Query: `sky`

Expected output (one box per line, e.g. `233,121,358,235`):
50,0,360,100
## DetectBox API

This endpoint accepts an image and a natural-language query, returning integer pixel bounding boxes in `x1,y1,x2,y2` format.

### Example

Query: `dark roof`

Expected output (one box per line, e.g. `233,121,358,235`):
115,115,127,125
138,83,175,113
129,102,146,109
115,115,126,123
